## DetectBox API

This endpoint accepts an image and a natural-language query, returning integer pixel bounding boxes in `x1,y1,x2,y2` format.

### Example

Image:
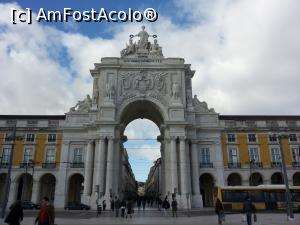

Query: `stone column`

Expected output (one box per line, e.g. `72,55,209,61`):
170,137,178,194
98,138,106,195
55,140,70,208
214,138,225,186
191,141,203,207
191,141,200,195
179,137,188,195
83,141,94,196
105,137,114,197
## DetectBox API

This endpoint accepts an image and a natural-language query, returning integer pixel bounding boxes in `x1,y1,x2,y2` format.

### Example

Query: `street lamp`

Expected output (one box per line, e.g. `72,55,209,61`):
272,133,294,220
1,125,16,218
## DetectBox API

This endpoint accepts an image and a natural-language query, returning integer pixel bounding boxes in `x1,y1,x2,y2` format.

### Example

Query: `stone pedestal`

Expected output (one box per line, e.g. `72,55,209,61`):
192,194,203,208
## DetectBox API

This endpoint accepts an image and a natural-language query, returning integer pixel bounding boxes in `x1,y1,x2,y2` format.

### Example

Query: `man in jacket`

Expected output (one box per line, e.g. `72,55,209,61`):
243,196,256,225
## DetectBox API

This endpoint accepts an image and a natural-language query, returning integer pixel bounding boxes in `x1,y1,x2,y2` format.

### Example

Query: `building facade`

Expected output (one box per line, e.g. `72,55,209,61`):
0,27,300,209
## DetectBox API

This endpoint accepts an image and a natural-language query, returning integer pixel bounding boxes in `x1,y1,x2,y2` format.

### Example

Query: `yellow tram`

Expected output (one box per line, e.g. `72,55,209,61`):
216,185,300,211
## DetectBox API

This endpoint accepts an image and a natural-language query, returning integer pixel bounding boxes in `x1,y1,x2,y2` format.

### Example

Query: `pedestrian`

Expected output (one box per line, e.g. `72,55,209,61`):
110,197,114,211
243,196,256,225
4,200,23,225
102,200,106,211
120,199,126,218
157,194,162,211
126,199,133,218
142,196,146,211
114,196,121,217
215,198,225,225
171,197,178,217
137,197,141,211
162,195,170,216
35,197,55,225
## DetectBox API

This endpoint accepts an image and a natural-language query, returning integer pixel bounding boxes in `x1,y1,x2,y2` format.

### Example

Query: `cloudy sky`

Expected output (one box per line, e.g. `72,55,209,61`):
0,0,300,181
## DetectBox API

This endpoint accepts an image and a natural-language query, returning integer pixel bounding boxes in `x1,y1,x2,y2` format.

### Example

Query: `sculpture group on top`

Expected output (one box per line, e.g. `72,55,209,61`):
121,26,163,57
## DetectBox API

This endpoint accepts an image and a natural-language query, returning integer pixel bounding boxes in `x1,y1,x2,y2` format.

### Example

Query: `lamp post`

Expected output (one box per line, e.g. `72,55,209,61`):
275,133,294,220
1,125,16,218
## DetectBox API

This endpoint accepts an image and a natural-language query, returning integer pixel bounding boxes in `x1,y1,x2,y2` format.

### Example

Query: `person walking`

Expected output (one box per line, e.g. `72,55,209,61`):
35,197,55,225
157,194,162,211
162,195,170,216
4,200,23,225
120,199,126,218
137,197,141,211
243,196,256,225
215,198,225,225
142,196,146,211
171,197,178,217
126,199,133,218
114,196,121,217
102,200,106,211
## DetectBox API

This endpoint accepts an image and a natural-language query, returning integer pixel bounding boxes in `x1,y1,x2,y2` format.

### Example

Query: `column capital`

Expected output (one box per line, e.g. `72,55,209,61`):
87,139,95,145
63,140,71,145
179,136,186,141
191,139,198,144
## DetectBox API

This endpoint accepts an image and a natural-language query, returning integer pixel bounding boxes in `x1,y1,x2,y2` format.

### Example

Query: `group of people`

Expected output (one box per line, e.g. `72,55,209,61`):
4,197,54,225
4,195,257,224
109,196,134,218
215,196,257,225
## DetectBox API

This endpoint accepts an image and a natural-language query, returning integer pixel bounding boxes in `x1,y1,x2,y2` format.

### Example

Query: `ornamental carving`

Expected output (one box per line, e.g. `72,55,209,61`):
118,71,168,104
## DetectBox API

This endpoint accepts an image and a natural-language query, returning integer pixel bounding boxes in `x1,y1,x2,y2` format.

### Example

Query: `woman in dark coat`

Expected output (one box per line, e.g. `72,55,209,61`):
215,198,225,225
5,200,23,225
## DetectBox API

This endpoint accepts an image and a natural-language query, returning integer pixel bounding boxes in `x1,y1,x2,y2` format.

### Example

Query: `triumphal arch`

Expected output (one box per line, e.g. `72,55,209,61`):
61,26,224,209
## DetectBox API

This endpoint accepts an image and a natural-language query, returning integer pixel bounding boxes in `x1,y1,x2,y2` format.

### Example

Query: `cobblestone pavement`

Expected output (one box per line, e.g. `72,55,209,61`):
0,210,299,225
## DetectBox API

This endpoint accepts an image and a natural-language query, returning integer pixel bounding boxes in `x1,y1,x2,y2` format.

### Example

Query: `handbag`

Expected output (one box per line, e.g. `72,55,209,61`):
253,214,257,222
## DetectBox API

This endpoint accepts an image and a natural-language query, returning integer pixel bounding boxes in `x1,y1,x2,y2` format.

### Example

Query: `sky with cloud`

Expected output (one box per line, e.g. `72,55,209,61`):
0,0,300,181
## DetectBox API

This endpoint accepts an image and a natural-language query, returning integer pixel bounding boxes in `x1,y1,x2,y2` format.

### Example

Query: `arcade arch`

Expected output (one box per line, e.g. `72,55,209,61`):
200,173,215,207
249,172,263,186
227,173,242,186
38,173,56,203
16,173,33,201
67,173,84,203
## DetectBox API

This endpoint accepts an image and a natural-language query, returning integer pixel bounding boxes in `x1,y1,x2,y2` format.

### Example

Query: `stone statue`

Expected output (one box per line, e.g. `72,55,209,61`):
105,81,115,100
171,82,180,99
192,95,215,113
120,38,136,57
70,94,92,113
150,39,163,56
133,25,155,50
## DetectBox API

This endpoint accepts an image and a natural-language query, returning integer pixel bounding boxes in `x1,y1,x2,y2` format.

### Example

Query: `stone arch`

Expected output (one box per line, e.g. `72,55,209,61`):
293,172,300,186
117,98,167,127
199,173,215,207
38,173,56,203
271,172,283,184
67,173,84,203
227,173,242,186
0,173,7,202
16,173,33,201
249,172,263,186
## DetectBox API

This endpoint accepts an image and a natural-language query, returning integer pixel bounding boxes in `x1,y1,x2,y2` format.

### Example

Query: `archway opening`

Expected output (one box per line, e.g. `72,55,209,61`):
38,173,56,203
227,173,242,186
293,172,300,186
200,173,215,207
0,173,7,202
271,172,283,184
249,172,263,186
67,173,84,203
16,173,33,201
123,118,161,204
